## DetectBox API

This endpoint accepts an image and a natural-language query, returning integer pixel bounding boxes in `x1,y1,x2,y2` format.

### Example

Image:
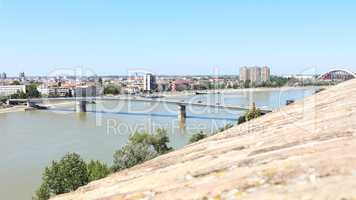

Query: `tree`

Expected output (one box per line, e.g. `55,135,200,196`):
238,115,246,124
112,143,158,172
103,84,120,95
26,84,41,98
98,77,103,86
42,153,89,195
243,80,251,88
11,80,21,85
245,103,261,121
87,160,111,182
218,123,234,132
237,103,262,125
129,129,172,155
189,131,207,144
9,91,26,99
33,183,50,200
147,129,172,154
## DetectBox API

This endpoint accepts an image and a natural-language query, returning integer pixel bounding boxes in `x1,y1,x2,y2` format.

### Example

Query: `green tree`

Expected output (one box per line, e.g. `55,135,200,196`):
87,160,111,182
189,131,207,144
33,183,50,200
112,143,158,172
103,84,120,95
238,115,246,124
218,123,234,132
11,80,21,85
42,153,89,195
245,103,261,121
129,129,172,155
26,84,41,98
148,129,172,154
9,91,27,99
98,77,103,86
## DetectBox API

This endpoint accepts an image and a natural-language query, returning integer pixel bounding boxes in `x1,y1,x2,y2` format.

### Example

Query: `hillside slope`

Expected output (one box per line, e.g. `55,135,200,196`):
52,80,356,200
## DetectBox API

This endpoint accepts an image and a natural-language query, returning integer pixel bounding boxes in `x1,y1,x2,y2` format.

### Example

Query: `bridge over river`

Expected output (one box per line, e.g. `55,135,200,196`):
7,96,272,121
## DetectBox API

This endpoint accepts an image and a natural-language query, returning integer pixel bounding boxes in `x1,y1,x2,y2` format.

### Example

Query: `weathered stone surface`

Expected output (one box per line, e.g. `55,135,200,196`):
52,80,356,200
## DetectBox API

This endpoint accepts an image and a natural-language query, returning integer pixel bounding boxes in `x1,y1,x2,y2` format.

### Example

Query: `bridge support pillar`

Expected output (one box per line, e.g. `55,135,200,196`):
178,104,186,122
27,100,36,108
76,101,87,112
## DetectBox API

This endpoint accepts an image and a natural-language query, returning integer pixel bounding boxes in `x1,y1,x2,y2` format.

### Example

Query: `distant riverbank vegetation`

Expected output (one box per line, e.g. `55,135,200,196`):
103,84,121,95
33,107,262,200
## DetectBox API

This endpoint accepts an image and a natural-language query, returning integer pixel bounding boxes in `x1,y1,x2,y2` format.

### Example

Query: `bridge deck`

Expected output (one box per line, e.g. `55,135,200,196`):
8,97,272,113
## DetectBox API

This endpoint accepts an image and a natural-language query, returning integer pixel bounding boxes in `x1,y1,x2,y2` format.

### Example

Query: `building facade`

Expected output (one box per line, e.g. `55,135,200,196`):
0,85,26,96
0,72,6,79
261,66,270,82
19,72,26,82
239,67,250,82
143,73,157,92
239,66,270,84
249,67,262,83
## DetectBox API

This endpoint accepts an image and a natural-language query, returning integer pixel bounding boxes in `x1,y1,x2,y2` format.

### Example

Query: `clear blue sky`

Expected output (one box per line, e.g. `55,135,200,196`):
0,0,356,76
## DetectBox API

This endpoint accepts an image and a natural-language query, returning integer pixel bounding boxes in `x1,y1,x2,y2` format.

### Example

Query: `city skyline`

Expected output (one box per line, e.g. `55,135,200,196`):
1,1,356,76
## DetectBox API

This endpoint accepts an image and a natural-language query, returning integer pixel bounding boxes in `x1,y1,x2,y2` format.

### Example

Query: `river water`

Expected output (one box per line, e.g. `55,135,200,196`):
0,88,316,199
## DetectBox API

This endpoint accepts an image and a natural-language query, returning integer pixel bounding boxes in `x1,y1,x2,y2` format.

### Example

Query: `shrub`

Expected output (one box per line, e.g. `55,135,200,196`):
238,103,261,124
129,129,172,155
87,160,111,182
189,131,207,144
32,183,50,200
112,143,158,172
245,107,261,121
42,153,89,195
104,84,120,95
218,123,234,132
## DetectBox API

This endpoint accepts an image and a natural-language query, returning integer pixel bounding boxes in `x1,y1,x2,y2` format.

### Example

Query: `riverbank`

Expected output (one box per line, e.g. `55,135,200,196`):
0,86,325,114
159,85,328,97
0,101,75,114
0,105,27,114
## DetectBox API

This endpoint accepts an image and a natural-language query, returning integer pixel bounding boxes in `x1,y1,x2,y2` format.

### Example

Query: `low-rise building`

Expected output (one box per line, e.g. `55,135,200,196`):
0,85,26,96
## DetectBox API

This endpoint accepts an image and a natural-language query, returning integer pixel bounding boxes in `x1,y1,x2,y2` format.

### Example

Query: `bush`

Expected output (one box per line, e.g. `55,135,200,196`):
238,115,246,124
189,131,207,144
33,183,50,200
112,143,158,172
129,129,172,155
42,153,89,195
245,107,261,121
218,123,234,132
26,83,41,98
87,160,111,182
34,154,114,199
238,103,261,124
104,84,120,95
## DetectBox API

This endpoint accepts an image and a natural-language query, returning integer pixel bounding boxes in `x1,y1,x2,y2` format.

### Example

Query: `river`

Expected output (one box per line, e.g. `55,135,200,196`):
0,87,316,199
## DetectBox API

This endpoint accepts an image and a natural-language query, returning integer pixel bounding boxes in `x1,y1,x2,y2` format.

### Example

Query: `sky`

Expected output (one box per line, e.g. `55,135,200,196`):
0,0,356,76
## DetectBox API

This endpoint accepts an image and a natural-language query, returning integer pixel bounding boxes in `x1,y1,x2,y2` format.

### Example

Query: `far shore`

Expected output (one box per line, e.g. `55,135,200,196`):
0,85,327,115
0,101,75,115
159,85,328,97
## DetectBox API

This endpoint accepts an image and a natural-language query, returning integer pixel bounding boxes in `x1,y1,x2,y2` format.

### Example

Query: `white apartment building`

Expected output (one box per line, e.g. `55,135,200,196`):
143,73,157,92
0,85,26,96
